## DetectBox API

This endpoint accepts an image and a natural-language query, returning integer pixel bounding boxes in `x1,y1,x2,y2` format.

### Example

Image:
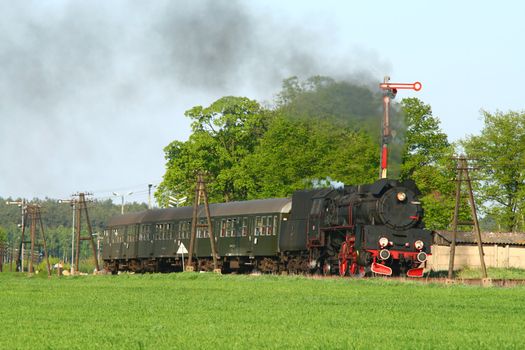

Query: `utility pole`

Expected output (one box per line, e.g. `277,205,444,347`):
6,199,26,272
447,156,488,281
148,184,153,209
59,199,76,273
378,78,422,179
186,172,219,272
20,204,51,277
74,193,100,273
59,193,100,274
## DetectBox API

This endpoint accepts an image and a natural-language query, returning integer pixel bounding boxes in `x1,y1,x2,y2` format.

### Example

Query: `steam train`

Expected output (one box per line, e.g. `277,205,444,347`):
102,178,432,277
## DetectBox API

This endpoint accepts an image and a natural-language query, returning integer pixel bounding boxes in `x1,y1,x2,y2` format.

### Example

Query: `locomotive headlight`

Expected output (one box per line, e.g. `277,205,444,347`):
379,249,391,260
379,237,389,248
414,240,424,250
396,192,407,202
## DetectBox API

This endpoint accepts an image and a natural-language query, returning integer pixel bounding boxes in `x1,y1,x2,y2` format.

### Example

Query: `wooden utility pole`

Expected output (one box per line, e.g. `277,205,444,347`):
20,205,51,277
448,156,488,280
73,193,100,273
186,173,219,272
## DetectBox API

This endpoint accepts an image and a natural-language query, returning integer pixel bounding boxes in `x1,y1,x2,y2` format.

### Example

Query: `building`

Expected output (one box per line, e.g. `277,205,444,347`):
428,231,525,270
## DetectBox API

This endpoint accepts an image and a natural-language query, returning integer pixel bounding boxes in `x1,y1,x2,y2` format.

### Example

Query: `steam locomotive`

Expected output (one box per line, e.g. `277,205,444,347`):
102,178,432,277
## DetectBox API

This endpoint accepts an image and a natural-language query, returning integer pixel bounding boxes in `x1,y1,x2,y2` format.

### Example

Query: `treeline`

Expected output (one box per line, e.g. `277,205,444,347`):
0,199,147,260
156,76,525,233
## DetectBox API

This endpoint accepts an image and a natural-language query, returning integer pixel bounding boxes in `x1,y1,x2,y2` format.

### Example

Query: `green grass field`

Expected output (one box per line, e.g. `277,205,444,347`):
1,272,524,349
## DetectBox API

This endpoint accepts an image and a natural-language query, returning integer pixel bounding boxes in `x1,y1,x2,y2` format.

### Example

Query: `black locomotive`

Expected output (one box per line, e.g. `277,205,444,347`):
102,178,432,277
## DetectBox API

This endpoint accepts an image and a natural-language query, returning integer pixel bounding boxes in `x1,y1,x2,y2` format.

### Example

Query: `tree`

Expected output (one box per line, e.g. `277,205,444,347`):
156,77,384,205
276,76,382,136
0,226,6,243
400,98,457,230
156,96,268,205
242,115,378,198
0,225,5,271
462,110,525,232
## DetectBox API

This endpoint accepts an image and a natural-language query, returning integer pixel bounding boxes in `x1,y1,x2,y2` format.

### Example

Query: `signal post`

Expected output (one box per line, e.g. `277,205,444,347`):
378,77,422,178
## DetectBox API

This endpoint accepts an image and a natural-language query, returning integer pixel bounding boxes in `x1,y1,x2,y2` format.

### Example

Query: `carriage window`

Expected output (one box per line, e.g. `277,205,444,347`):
273,216,278,235
235,217,241,237
197,219,209,238
255,216,262,236
242,217,248,237
128,226,135,242
169,223,175,239
179,221,191,239
155,224,161,240
197,220,201,238
227,218,235,237
186,221,191,239
262,216,268,235
134,225,139,242
174,222,179,239
220,219,226,237
140,225,150,241
310,199,322,217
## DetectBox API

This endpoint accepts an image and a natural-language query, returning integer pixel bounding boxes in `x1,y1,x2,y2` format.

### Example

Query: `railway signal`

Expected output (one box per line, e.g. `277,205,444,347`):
378,77,422,179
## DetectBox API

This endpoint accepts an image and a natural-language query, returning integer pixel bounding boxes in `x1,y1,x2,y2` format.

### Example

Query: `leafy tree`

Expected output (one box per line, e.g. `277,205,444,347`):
157,78,384,204
156,96,268,205
462,110,525,232
243,115,377,198
276,76,382,135
400,98,457,230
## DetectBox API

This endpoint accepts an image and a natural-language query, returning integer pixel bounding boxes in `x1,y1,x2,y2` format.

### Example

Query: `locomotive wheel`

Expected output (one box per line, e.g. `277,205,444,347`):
349,263,366,278
339,259,348,277
338,241,350,276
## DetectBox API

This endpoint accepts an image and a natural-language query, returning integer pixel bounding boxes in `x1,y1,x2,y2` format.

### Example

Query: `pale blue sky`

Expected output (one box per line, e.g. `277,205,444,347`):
1,1,523,200
251,0,525,141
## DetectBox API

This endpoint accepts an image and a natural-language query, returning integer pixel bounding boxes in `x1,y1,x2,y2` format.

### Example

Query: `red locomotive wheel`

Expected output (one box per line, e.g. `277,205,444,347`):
339,259,348,277
338,242,349,276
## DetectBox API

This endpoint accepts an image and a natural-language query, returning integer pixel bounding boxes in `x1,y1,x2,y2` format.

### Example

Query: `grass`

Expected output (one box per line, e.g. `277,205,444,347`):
428,267,525,279
0,272,524,349
457,267,525,279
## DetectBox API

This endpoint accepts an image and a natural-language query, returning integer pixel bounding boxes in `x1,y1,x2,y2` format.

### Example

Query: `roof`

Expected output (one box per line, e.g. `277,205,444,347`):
434,230,525,246
106,210,149,227
107,197,292,226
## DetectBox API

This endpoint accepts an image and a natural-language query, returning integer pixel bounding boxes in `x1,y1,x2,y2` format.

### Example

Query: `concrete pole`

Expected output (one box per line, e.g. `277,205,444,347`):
71,202,75,274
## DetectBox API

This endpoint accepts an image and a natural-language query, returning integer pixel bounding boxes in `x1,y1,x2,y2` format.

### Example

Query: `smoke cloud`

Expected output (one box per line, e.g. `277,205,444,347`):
0,1,391,200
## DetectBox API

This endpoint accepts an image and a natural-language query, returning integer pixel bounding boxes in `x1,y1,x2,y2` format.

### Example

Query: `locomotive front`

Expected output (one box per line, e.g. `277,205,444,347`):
335,179,432,277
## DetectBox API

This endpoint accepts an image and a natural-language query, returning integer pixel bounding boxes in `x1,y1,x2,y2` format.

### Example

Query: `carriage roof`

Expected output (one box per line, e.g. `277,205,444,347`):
106,197,292,227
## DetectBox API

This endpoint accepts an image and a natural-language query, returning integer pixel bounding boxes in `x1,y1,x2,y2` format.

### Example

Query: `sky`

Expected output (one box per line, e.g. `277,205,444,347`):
1,0,524,203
